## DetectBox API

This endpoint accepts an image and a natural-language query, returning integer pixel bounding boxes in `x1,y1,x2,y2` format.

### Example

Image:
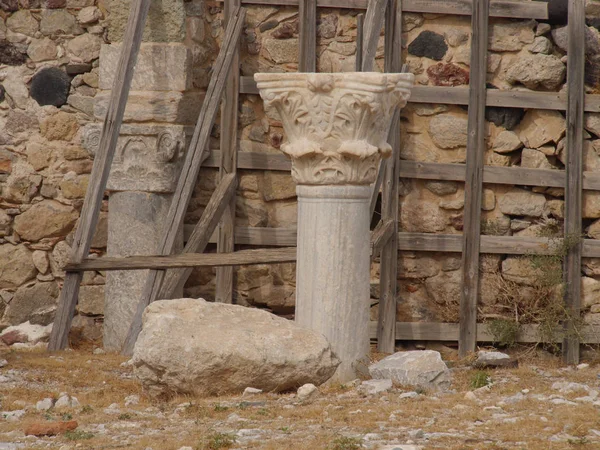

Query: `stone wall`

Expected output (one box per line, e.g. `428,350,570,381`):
4,0,600,344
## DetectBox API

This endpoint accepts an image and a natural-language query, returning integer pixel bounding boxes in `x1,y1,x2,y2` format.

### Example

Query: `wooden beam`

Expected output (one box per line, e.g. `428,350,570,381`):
67,248,298,272
563,0,585,365
228,0,548,19
459,0,488,358
215,0,242,306
355,13,364,71
361,0,387,72
377,0,402,354
47,0,151,351
159,173,237,300
367,322,600,344
121,7,246,356
298,0,317,72
371,219,395,258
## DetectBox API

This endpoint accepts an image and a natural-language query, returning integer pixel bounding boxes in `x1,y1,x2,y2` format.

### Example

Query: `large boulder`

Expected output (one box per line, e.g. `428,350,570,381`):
369,350,451,391
132,299,340,397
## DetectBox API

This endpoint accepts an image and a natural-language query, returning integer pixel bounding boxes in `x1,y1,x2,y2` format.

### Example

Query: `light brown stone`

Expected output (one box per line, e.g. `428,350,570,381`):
517,110,566,149
583,277,600,308
502,257,540,285
26,38,57,62
40,112,79,141
13,200,78,242
59,173,89,199
492,130,523,154
262,171,296,201
0,245,36,289
263,38,299,64
521,148,554,169
4,281,58,325
498,188,546,217
67,34,102,63
489,20,535,51
428,113,468,149
7,10,38,36
584,192,600,219
77,285,104,315
40,9,79,36
505,54,566,90
108,0,185,42
32,250,49,274
77,6,102,24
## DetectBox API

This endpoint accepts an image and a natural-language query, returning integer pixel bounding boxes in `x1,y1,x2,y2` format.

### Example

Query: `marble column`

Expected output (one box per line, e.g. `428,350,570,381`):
255,72,414,381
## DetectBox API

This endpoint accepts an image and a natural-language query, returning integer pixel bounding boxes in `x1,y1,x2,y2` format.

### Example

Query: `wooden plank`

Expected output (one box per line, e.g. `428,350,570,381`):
67,248,298,272
231,0,548,19
121,8,246,355
298,0,317,72
377,0,402,354
159,173,237,300
215,0,242,305
361,0,387,72
184,225,299,246
563,0,586,365
48,0,151,351
355,13,364,71
371,219,395,258
459,0,488,358
367,322,600,344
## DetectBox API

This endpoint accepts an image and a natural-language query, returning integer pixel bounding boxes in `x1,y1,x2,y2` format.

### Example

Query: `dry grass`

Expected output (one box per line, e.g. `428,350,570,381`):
1,347,600,449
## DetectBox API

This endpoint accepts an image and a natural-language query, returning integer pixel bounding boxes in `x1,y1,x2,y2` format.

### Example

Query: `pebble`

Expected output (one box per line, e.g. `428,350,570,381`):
243,387,263,397
359,379,393,395
0,360,7,368
2,410,26,421
399,392,418,399
55,395,80,409
577,363,590,370
93,348,105,355
103,403,121,415
464,391,477,401
124,395,140,406
35,398,53,411
297,383,318,402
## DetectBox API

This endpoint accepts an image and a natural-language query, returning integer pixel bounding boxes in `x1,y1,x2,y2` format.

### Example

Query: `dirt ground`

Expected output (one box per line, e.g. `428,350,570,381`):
1,344,600,450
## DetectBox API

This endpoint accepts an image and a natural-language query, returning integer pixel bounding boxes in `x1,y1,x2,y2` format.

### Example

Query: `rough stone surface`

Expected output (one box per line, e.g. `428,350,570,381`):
505,54,566,90
4,282,58,325
359,379,393,395
67,34,102,63
429,114,468,149
408,31,448,61
498,188,546,217
30,68,71,107
552,25,600,56
0,322,53,345
108,0,185,42
40,9,78,35
369,350,451,391
132,298,340,397
13,200,78,241
426,63,469,86
24,420,78,437
6,10,38,36
485,106,525,131
521,148,554,169
0,245,36,289
489,20,536,51
27,38,57,62
492,130,523,153
475,351,518,368
517,110,566,149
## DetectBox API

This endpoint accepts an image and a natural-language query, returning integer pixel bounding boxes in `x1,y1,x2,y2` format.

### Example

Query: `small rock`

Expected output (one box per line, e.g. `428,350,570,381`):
54,395,80,409
30,67,71,107
0,359,7,368
577,363,590,370
399,391,419,399
103,403,121,414
464,391,477,401
124,395,139,406
24,420,78,437
359,379,393,395
92,347,105,355
408,30,448,60
36,398,54,411
475,351,518,368
242,387,263,397
297,383,318,402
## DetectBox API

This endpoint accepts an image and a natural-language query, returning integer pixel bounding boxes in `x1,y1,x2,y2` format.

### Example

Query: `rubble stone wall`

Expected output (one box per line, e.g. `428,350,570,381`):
3,0,600,342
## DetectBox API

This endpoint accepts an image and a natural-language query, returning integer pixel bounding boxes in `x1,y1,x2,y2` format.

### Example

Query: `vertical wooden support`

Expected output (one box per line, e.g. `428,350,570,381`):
563,0,585,365
355,13,364,71
377,0,402,354
361,0,387,72
299,0,317,72
458,0,489,357
48,0,151,351
215,0,241,304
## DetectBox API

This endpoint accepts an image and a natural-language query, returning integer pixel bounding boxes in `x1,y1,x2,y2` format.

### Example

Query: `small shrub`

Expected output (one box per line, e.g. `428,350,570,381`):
488,319,520,348
61,413,73,421
470,370,491,390
118,413,131,420
64,430,94,441
80,405,93,414
213,404,228,412
198,432,236,450
330,436,362,450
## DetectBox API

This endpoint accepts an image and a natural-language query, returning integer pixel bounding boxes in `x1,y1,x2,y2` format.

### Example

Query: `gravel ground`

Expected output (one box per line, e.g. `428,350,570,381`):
1,346,600,449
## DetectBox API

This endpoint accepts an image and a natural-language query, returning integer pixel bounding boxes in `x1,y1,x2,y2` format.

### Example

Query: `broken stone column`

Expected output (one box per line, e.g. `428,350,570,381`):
87,38,200,350
255,73,414,381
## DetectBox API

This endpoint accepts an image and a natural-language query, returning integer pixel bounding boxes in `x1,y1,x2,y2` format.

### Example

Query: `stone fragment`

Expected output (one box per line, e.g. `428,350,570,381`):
2,66,29,108
36,398,53,411
492,130,523,153
482,189,496,211
297,383,318,402
108,0,185,42
77,6,101,24
587,219,600,239
99,43,191,91
59,173,88,199
263,38,298,63
24,420,78,437
584,113,600,137
13,200,78,241
517,110,566,149
552,25,600,56
242,387,262,397
132,298,340,397
272,22,295,39
0,322,53,345
0,0,18,11
537,23,552,36
27,38,57,62
30,68,71,107
6,10,38,36
2,162,41,203
77,285,104,316
485,106,525,131
400,192,447,233
0,245,36,288
429,114,468,149
317,14,337,38
444,28,468,47
369,350,451,391
501,257,541,285
32,251,49,274
474,351,518,368
262,172,296,201
67,34,102,63
583,276,600,308
505,54,566,90
4,282,58,325
0,41,27,65
40,112,79,141
583,192,600,218
426,63,469,86
408,31,447,60
54,394,79,409
43,0,66,7
424,180,458,196
40,9,78,35
529,36,553,54
498,188,546,217
521,148,554,169
489,20,535,51
66,63,92,75
359,379,393,395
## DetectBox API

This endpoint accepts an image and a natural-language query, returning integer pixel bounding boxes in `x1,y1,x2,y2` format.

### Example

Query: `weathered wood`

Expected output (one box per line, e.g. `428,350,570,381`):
369,160,385,220
356,13,364,71
367,322,600,344
361,0,387,72
159,173,237,299
377,0,402,354
371,219,395,258
230,0,548,19
459,0,488,358
121,8,246,355
563,0,585,365
67,248,298,272
298,0,317,72
215,0,242,305
48,0,151,351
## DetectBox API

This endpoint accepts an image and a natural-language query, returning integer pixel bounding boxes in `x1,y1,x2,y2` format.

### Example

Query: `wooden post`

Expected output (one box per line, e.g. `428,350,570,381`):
215,0,241,304
121,8,246,355
361,0,387,72
299,0,317,72
458,0,489,358
563,0,585,365
48,0,151,351
377,0,402,353
355,13,364,71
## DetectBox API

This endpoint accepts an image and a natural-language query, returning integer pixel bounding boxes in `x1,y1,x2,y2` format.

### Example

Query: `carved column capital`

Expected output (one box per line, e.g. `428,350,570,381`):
255,72,414,185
